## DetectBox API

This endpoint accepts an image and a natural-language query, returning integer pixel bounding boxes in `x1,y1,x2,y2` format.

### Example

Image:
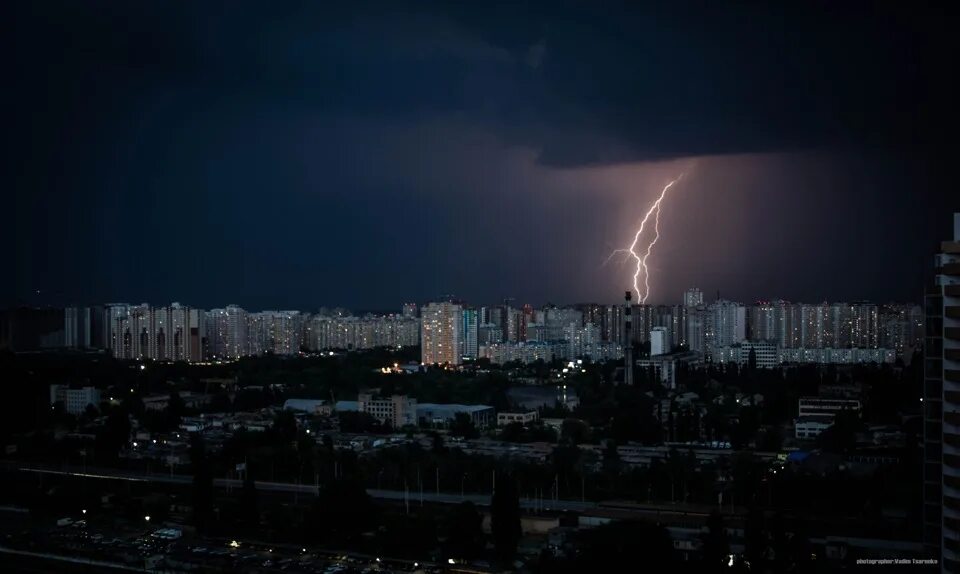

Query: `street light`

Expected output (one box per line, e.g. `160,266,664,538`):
144,515,151,522
81,509,87,515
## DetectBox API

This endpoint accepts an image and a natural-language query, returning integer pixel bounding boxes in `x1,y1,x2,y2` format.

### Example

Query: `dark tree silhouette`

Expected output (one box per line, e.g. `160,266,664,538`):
190,433,214,533
701,511,730,572
445,501,485,559
239,471,259,531
96,410,130,462
491,472,521,563
450,412,479,439
565,520,674,571
304,478,376,543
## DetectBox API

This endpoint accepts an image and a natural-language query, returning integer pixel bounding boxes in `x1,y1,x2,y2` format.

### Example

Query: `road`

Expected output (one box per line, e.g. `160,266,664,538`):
5,461,597,512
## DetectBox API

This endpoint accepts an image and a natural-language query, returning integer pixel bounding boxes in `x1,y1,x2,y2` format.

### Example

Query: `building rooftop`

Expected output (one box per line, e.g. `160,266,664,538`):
283,398,327,412
417,403,493,414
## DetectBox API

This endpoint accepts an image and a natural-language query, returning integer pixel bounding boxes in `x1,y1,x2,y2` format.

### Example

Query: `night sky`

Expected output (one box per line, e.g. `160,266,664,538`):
6,1,957,310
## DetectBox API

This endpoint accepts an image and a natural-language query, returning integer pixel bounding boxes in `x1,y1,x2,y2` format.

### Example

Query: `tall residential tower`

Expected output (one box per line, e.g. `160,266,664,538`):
924,212,960,572
421,301,463,365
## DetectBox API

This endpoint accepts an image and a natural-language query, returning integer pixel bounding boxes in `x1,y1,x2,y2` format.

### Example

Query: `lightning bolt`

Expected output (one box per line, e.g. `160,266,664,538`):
610,175,684,303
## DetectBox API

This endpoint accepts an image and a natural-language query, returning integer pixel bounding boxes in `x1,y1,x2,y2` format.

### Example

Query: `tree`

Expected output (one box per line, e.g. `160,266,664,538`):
450,413,479,439
757,427,783,452
162,390,186,431
491,472,521,563
190,433,215,533
167,390,186,418
431,432,446,454
339,411,387,434
560,419,589,445
602,440,621,474
82,403,99,421
271,410,299,444
239,471,259,531
744,506,766,568
565,521,674,571
818,409,861,453
208,391,232,413
304,478,376,543
377,513,438,560
446,501,484,559
96,410,130,462
701,511,730,572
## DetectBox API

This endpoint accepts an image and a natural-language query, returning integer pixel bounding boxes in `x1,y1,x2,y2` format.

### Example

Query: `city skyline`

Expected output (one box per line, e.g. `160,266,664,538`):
35,296,922,363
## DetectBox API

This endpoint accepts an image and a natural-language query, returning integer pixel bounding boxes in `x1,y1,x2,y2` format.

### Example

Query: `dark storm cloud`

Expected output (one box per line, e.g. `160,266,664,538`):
10,1,951,164
4,1,956,308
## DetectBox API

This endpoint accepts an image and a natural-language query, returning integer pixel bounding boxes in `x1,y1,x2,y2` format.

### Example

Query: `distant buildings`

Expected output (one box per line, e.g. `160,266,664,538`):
923,212,960,569
650,326,668,356
64,306,92,348
777,347,894,365
0,307,65,350
684,288,704,308
417,403,494,429
478,322,503,346
305,313,418,352
709,299,747,349
794,397,861,440
104,303,206,361
401,302,418,319
636,350,702,389
357,393,418,428
421,301,463,365
50,384,100,415
497,411,539,426
336,394,494,429
481,341,558,365
0,292,925,369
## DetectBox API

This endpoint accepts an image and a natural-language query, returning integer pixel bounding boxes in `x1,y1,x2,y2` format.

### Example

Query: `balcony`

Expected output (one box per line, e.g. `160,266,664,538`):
948,348,960,362
948,327,960,341
944,262,960,276
947,515,960,533
947,433,960,448
949,306,960,320
949,370,960,383
947,412,960,427
948,475,960,490
947,284,960,297
943,241,960,254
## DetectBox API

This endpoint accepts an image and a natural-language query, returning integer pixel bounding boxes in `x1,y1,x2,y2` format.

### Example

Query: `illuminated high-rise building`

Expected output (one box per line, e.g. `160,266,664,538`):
748,302,777,342
105,303,205,362
603,304,624,345
707,300,746,350
461,308,479,360
421,301,463,365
